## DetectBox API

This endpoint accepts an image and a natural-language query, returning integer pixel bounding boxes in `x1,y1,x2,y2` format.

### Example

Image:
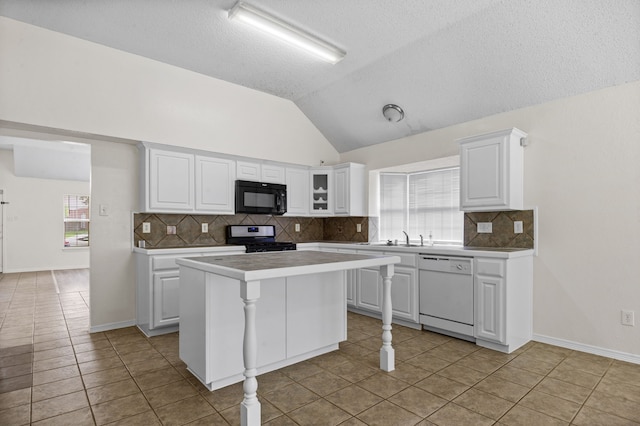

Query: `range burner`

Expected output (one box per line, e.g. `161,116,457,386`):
244,242,297,253
226,225,296,253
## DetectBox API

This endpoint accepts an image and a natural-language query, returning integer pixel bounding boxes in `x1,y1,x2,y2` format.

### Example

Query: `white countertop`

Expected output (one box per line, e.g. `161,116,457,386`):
176,250,401,281
133,241,534,259
300,242,534,259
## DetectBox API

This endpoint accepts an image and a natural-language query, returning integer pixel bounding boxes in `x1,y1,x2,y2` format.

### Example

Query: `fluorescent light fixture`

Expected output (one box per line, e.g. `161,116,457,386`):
228,2,346,64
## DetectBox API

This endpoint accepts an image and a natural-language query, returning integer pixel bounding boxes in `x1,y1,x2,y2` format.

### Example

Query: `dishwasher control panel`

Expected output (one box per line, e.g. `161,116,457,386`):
418,256,472,275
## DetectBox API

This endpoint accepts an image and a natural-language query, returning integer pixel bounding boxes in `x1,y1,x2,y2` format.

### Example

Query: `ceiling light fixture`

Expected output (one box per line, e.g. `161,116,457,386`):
382,104,404,122
228,1,346,64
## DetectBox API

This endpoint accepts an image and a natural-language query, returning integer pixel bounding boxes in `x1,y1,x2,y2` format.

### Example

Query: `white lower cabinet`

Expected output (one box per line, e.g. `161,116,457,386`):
356,267,382,311
152,271,181,329
354,249,419,325
356,266,418,323
136,248,242,337
475,273,505,343
474,256,532,353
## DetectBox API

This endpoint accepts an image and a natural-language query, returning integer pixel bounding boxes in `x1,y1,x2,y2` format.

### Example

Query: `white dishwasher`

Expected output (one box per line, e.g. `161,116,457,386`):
419,255,475,341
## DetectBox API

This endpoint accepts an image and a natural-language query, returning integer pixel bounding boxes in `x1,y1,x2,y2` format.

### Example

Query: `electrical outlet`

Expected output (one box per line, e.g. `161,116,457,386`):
622,310,635,326
477,222,493,233
201,223,208,233
514,221,523,234
142,222,151,233
356,223,362,233
295,223,300,232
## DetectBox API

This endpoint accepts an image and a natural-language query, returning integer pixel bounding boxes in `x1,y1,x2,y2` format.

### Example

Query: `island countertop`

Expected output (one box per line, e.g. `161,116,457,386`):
176,250,402,281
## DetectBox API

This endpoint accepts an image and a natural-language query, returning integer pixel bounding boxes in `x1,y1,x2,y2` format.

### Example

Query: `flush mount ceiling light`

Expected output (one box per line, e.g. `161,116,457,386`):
228,1,346,64
382,104,404,122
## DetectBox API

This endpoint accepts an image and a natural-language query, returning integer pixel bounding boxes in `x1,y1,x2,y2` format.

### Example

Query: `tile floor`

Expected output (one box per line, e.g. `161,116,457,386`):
1,271,640,425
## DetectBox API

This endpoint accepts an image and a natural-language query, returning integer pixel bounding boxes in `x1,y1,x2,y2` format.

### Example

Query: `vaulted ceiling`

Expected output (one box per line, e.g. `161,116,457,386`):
1,0,639,153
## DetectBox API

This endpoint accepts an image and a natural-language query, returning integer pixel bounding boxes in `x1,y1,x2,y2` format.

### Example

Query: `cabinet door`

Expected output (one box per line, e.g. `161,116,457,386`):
345,270,356,307
357,267,382,312
389,267,418,322
195,156,235,214
236,161,261,181
310,169,333,215
285,167,309,215
475,274,506,343
261,164,285,184
460,136,506,209
334,167,349,215
458,128,525,211
152,270,180,329
149,149,194,211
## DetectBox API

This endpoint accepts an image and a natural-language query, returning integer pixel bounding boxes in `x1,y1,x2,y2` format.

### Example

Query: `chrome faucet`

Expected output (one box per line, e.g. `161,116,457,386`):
419,234,424,246
402,231,409,246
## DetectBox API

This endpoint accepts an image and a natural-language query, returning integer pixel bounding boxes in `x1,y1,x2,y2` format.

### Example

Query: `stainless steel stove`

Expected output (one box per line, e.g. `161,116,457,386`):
226,225,296,253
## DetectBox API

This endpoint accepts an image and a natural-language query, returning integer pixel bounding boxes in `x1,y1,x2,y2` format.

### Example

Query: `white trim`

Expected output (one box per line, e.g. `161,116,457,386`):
90,319,136,333
533,333,640,365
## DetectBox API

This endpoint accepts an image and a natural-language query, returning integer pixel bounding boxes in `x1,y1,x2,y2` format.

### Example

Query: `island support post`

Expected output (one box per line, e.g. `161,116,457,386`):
240,280,261,426
380,264,395,372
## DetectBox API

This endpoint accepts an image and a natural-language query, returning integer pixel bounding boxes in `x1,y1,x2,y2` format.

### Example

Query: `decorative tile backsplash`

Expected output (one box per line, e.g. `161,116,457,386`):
464,210,535,248
133,213,369,249
133,210,533,249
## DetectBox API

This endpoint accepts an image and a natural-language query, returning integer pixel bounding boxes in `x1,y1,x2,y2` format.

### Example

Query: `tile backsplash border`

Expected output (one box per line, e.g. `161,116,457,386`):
133,210,534,249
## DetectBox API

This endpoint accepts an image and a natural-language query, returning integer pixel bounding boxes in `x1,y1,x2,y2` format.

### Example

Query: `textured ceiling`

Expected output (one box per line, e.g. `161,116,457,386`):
1,0,639,153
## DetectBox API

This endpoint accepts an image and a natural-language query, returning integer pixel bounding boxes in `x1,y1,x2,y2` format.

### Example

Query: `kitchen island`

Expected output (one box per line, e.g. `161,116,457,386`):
176,250,401,426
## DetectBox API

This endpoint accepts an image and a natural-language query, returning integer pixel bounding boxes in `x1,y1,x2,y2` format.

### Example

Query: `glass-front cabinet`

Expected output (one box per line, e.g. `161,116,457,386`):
310,167,333,215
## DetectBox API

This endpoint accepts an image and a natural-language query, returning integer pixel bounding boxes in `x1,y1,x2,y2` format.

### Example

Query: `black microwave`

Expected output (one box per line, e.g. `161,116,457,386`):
235,180,287,215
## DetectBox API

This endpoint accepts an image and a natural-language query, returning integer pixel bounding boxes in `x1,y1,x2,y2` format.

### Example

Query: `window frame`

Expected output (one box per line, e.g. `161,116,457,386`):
63,194,90,248
379,166,463,245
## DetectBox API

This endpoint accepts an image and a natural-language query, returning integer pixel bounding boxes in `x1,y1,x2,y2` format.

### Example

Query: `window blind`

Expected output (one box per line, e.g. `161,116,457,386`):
380,168,463,244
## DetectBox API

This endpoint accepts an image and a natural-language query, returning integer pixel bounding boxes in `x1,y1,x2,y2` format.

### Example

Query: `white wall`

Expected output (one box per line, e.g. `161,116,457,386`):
0,17,339,167
89,140,138,330
342,81,640,359
0,149,90,272
0,17,340,330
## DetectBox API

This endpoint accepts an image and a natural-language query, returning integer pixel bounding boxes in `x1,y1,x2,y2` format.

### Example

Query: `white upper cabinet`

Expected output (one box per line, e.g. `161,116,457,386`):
236,161,285,184
333,163,365,216
310,167,334,215
236,161,260,181
195,156,235,214
458,128,527,211
147,149,194,211
261,164,285,184
140,144,235,215
285,166,309,215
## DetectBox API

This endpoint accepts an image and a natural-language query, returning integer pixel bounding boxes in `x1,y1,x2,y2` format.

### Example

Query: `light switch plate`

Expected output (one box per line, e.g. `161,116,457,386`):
477,222,493,233
201,223,208,233
166,225,177,235
99,204,109,216
514,221,523,233
142,222,151,233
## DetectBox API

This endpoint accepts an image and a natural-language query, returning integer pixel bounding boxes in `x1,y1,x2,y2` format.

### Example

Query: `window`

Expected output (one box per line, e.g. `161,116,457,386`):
379,168,463,244
64,195,89,247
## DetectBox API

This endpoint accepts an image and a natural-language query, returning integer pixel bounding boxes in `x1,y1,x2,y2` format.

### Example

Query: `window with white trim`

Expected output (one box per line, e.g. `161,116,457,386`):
379,167,463,244
64,195,89,247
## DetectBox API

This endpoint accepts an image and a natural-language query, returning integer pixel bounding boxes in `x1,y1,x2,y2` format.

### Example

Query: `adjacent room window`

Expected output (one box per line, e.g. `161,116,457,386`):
64,195,90,247
379,168,463,244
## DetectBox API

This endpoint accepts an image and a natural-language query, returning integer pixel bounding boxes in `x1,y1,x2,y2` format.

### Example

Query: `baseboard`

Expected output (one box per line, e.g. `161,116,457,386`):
90,319,136,333
533,333,640,365
2,265,90,274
